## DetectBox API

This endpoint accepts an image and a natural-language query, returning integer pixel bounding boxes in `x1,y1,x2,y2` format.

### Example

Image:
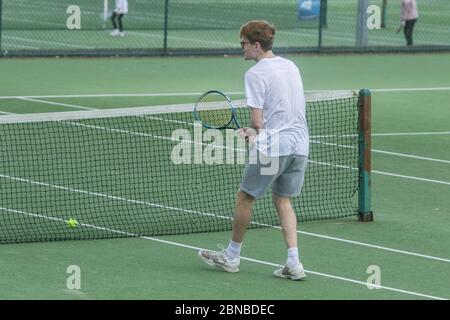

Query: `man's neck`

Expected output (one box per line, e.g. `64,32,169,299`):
255,50,276,62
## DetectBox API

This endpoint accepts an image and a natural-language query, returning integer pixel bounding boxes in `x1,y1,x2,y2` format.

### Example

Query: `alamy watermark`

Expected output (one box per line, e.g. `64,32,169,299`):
66,265,81,290
367,5,382,30
66,5,81,30
170,124,280,175
66,4,382,32
366,265,381,289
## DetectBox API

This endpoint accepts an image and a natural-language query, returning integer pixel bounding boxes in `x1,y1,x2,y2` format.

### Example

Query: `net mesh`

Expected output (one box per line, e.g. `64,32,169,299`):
2,0,450,55
0,91,360,244
3,0,310,31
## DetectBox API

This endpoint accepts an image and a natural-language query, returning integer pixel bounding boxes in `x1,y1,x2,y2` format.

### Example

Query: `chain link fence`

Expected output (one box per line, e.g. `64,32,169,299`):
0,0,449,57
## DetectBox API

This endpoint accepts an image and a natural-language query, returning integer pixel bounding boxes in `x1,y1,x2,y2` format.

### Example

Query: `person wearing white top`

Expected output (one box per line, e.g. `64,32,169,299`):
400,0,418,46
111,0,128,37
244,56,309,157
198,20,309,281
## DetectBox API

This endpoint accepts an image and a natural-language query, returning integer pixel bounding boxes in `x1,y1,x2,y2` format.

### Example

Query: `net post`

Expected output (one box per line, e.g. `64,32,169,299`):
358,89,373,222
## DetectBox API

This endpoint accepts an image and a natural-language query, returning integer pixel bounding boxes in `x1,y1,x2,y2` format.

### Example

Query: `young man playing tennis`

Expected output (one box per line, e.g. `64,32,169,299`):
198,20,309,280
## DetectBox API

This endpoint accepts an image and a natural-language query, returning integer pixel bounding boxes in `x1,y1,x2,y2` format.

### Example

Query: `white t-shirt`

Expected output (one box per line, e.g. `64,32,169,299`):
245,56,309,157
401,0,418,22
115,0,128,14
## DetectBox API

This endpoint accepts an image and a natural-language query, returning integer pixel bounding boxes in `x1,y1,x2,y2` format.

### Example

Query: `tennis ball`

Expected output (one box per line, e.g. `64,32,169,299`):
67,218,78,228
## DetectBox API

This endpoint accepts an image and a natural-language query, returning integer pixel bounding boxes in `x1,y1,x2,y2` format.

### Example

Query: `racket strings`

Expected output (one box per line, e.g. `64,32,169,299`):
196,97,234,128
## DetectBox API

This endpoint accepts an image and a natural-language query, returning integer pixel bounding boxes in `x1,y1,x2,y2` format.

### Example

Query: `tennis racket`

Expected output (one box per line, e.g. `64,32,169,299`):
193,90,241,129
396,24,403,34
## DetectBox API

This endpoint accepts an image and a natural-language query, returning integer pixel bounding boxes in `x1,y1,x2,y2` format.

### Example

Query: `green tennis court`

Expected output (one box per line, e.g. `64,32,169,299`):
0,53,449,300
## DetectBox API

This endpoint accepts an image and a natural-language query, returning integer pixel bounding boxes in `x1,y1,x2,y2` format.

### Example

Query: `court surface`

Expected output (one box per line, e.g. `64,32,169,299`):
0,53,449,300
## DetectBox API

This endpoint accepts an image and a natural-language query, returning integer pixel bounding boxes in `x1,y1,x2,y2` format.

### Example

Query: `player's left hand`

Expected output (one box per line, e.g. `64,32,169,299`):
237,127,257,144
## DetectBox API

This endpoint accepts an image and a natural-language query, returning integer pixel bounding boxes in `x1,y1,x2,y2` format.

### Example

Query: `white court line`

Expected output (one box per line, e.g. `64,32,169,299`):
2,43,41,50
308,158,450,186
373,132,450,137
0,92,241,99
127,30,239,47
311,140,450,165
372,87,450,93
1,87,450,100
1,109,449,184
372,149,450,164
373,170,450,186
1,170,449,264
67,121,450,186
68,122,245,153
2,99,448,138
0,206,447,300
17,97,97,111
2,109,449,185
298,230,450,263
0,175,231,222
1,116,449,261
317,132,450,138
3,35,95,50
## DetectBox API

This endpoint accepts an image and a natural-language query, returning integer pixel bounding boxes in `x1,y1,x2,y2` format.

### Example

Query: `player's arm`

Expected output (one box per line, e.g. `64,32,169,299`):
241,71,264,141
237,107,263,143
249,107,263,133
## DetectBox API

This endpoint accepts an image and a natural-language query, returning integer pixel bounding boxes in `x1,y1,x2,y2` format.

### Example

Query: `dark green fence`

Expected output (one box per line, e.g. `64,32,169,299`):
0,0,449,57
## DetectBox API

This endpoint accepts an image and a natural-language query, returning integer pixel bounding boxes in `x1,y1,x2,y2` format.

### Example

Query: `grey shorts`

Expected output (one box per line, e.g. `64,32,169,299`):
240,154,308,199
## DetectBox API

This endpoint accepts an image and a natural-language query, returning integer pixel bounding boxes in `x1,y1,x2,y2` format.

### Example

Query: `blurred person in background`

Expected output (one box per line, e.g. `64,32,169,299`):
111,0,128,37
399,0,418,46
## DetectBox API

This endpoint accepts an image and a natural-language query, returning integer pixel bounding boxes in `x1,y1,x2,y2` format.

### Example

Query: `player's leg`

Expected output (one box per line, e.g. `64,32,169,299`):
231,190,255,243
198,190,254,273
404,20,414,46
408,19,417,46
271,155,308,280
273,194,297,249
272,194,305,280
110,11,120,36
198,152,278,273
117,14,125,36
231,152,279,244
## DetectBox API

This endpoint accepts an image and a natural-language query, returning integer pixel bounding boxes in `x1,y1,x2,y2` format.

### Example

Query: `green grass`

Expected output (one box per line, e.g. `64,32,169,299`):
0,53,449,300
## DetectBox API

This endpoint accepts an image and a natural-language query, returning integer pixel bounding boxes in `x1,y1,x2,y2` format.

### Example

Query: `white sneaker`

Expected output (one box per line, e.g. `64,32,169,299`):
273,263,306,280
198,249,240,273
110,29,120,36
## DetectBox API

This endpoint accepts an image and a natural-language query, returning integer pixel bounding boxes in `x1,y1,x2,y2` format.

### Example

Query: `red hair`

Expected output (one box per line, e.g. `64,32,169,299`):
239,20,276,51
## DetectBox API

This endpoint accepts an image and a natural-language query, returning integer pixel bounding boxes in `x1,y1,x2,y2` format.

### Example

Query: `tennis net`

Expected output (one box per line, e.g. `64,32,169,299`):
0,90,371,244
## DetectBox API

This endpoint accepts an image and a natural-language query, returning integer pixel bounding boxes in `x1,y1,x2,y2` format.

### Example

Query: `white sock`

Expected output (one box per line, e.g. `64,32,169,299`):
225,240,242,260
287,247,300,268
